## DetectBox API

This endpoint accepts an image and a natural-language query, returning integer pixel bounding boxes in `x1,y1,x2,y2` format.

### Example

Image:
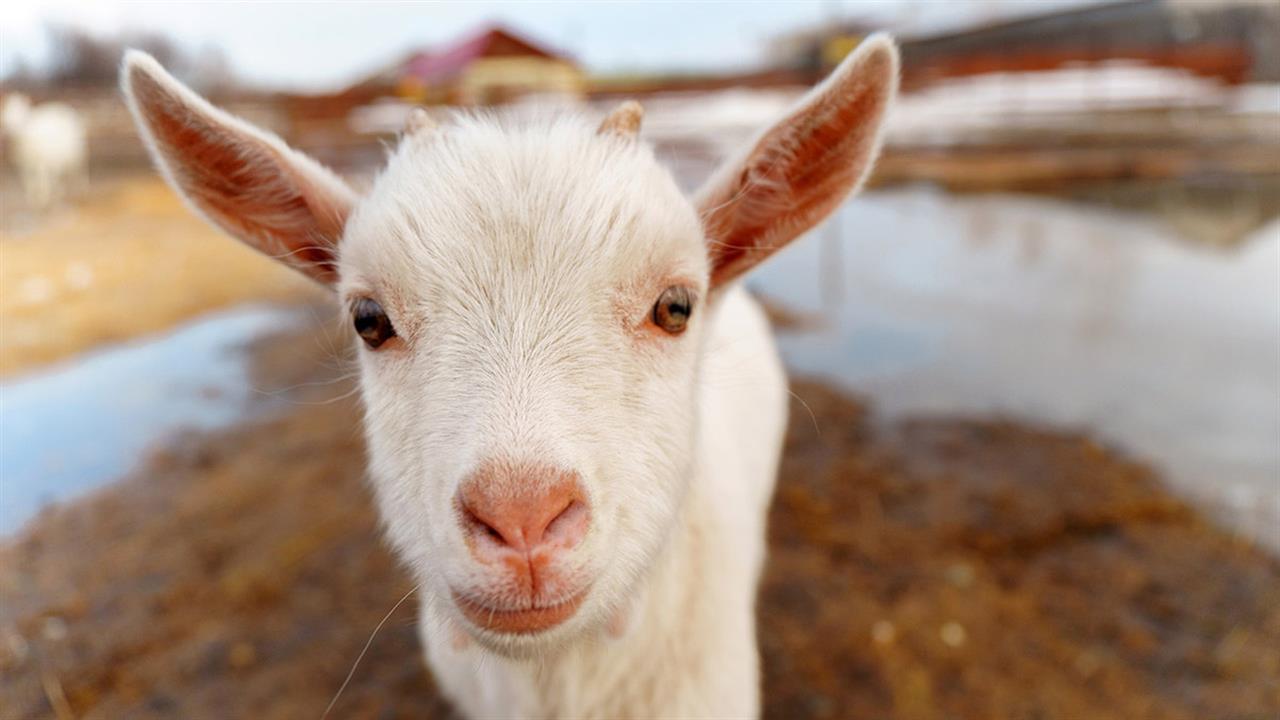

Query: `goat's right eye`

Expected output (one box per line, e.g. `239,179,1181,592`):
651,286,694,335
352,297,396,349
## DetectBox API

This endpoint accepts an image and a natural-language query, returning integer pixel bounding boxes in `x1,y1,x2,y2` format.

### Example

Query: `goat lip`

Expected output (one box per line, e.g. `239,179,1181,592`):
452,588,589,635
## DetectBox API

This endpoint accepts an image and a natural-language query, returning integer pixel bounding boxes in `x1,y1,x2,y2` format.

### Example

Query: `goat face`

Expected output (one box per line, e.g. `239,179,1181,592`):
343,118,710,651
121,35,897,654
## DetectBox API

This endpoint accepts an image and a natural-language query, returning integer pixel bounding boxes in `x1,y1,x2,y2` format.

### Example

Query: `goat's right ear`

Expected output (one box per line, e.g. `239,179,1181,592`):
121,50,355,285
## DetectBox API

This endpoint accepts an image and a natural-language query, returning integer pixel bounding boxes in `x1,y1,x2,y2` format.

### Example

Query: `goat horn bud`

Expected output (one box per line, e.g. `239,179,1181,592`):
404,107,436,135
597,100,643,139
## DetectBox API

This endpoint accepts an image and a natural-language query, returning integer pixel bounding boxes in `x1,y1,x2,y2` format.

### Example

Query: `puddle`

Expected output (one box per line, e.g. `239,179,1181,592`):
752,187,1280,550
0,305,304,534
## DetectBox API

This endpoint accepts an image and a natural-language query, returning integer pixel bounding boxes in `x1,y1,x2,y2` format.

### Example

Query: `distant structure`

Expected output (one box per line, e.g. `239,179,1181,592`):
774,0,1280,89
360,25,585,105
767,21,883,76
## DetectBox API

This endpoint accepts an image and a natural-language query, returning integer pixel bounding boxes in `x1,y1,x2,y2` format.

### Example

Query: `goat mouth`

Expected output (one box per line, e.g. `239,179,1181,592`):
452,588,588,635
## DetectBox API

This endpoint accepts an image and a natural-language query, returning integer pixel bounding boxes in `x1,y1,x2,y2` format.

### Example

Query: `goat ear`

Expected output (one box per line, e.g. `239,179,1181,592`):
121,50,355,285
696,34,898,289
597,100,643,139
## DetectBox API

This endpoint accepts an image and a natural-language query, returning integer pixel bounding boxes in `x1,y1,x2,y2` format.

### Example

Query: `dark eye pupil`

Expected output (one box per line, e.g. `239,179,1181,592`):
353,298,396,348
653,286,693,334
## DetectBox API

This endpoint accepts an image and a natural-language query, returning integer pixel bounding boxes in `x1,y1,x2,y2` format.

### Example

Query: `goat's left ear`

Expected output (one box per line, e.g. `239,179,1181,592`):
696,34,898,289
121,50,356,285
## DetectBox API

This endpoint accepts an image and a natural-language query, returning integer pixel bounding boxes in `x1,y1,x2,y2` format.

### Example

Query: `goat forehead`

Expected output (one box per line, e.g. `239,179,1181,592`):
342,116,705,294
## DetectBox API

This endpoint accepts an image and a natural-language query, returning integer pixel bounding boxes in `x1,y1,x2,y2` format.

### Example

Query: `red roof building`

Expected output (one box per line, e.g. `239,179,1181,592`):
376,25,585,105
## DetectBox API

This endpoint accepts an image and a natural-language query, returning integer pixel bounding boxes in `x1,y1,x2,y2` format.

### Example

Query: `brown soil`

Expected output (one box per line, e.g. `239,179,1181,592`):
1,321,1278,720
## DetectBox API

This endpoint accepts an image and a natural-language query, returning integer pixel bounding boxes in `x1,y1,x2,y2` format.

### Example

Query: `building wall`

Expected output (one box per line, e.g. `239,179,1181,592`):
902,0,1279,85
458,57,585,104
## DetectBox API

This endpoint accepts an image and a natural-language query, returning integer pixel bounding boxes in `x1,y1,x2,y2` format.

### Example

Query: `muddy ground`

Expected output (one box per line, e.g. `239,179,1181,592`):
2,314,1277,720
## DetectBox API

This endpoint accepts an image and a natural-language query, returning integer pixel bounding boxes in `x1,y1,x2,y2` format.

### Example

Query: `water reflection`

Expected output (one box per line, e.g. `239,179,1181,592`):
753,187,1280,549
0,306,302,534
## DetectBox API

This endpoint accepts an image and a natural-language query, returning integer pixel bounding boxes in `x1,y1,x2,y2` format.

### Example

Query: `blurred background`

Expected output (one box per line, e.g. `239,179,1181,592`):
2,1,1278,718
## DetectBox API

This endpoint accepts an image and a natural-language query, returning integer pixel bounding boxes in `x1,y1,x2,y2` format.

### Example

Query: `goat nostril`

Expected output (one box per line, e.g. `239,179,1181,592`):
548,500,573,528
544,499,588,547
457,467,589,554
462,503,510,547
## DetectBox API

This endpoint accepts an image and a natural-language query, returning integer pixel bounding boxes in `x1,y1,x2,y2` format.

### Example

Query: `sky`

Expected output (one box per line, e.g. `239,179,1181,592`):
0,1,1098,92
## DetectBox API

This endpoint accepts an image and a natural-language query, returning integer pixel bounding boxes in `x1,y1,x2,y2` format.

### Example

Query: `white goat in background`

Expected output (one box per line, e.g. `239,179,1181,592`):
123,35,897,719
1,94,88,209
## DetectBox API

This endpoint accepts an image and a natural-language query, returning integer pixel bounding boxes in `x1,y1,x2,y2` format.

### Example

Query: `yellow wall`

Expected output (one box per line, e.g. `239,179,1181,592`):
823,34,865,67
458,57,585,104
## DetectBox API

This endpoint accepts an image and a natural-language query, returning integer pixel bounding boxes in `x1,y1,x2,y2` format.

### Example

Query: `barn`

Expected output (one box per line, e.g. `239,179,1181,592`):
371,25,585,106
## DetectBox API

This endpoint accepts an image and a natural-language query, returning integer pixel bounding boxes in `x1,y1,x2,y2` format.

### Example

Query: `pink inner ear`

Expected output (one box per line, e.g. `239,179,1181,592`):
130,66,349,284
699,41,896,289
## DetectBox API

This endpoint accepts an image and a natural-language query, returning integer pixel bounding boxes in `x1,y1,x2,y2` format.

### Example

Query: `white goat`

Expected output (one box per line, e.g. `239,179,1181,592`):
1,94,88,208
122,37,897,719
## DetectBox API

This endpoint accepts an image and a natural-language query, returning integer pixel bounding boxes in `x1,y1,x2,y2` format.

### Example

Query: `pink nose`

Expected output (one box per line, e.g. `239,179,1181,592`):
457,463,589,557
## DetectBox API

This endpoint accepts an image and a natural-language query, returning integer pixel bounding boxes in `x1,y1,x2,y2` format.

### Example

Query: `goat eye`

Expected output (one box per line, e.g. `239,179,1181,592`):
352,297,396,349
652,286,694,335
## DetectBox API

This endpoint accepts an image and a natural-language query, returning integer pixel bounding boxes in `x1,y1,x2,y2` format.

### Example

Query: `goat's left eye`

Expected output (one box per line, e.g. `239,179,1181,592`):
652,286,694,335
352,297,397,349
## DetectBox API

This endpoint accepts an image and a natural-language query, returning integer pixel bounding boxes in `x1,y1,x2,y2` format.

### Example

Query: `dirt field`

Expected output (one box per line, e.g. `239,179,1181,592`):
2,315,1277,720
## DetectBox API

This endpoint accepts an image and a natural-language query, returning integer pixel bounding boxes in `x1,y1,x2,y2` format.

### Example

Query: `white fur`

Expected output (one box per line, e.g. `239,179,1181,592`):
415,282,786,719
121,35,898,719
2,94,88,208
